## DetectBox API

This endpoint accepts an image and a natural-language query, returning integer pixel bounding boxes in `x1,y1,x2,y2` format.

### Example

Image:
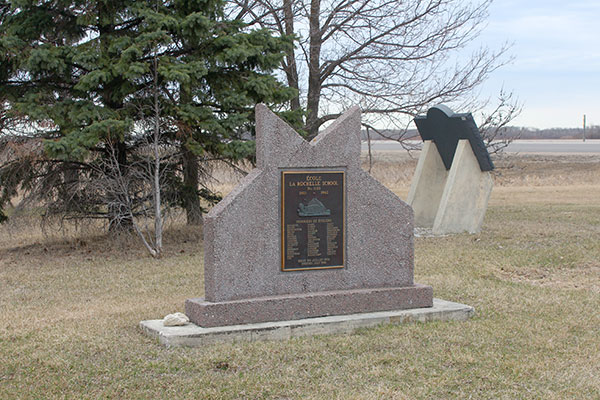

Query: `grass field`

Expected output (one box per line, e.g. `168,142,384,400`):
1,153,599,399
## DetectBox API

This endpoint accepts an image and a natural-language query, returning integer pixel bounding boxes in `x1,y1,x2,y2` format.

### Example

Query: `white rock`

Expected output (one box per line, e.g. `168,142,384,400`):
162,312,190,327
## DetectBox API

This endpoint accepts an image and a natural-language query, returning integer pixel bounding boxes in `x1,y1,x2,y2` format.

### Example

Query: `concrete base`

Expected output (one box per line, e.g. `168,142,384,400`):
408,141,448,227
140,298,474,347
433,140,493,234
408,139,493,234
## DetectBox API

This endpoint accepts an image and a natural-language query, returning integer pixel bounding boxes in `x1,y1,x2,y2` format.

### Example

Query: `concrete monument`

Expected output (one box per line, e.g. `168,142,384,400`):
407,105,494,235
185,104,433,327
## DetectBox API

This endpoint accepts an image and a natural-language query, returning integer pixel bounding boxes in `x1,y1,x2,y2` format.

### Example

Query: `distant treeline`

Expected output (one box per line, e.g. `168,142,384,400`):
509,126,600,140
361,129,420,141
361,126,600,140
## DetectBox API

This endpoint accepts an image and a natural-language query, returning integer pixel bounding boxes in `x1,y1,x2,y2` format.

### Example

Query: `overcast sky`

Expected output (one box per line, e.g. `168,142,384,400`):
473,0,600,129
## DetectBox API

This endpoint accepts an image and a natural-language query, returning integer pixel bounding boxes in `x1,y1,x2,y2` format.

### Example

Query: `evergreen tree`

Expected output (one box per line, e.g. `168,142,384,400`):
0,0,298,226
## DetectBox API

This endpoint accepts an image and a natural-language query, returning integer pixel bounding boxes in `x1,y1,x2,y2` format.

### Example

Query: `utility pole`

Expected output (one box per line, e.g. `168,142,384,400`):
583,114,586,142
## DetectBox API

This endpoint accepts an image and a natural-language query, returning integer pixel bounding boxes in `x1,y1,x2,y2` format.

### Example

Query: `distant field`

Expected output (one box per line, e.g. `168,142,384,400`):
202,152,600,199
1,153,599,399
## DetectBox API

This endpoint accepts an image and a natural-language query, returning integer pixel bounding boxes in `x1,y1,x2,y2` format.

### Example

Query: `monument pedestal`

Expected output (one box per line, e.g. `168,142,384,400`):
408,140,493,234
432,140,493,234
142,299,473,347
186,284,433,327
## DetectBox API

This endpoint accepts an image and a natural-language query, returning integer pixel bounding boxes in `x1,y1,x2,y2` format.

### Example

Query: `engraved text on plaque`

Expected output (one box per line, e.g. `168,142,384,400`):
281,170,345,271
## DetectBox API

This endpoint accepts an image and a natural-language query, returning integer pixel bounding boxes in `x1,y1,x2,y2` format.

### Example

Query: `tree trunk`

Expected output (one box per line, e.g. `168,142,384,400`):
152,56,163,257
283,0,301,111
62,163,80,205
306,0,322,139
179,83,203,226
108,140,134,231
182,144,203,225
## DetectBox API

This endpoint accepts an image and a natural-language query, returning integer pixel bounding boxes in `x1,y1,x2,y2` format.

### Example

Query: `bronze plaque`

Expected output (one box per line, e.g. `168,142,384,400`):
281,170,345,271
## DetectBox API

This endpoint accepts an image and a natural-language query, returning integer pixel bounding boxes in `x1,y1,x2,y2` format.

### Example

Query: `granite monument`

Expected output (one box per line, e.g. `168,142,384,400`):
185,104,433,327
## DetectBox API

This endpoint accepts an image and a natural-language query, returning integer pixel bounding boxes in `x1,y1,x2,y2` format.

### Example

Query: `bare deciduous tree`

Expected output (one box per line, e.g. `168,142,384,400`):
98,55,170,258
231,0,512,138
477,89,523,155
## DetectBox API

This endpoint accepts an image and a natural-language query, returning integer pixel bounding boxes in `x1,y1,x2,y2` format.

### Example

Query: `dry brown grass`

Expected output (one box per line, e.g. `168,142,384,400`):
1,152,599,399
191,151,600,199
493,153,600,186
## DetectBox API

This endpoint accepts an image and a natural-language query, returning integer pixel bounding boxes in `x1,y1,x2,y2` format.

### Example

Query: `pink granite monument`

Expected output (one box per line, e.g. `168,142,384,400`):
185,104,433,327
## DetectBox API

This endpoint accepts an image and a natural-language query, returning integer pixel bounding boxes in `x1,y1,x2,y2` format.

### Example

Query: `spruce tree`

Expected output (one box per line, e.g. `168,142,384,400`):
0,0,298,226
